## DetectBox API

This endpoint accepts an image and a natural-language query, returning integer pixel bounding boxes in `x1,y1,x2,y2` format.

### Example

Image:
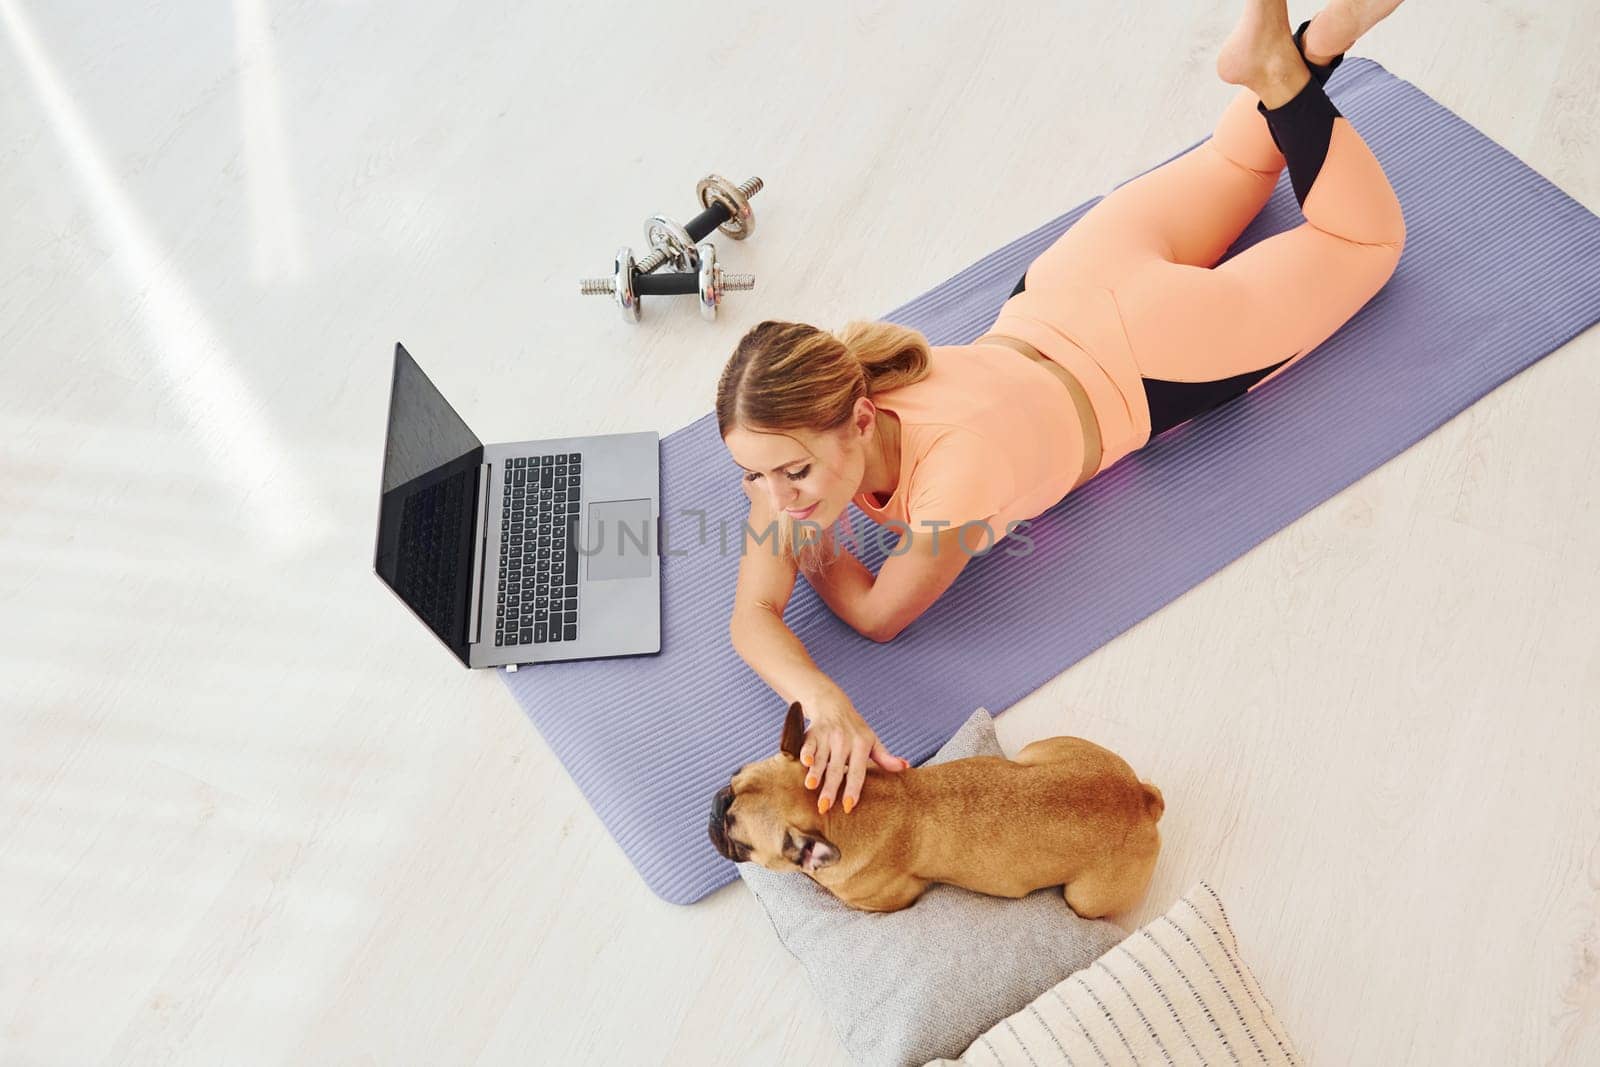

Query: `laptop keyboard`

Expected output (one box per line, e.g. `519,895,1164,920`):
496,453,581,647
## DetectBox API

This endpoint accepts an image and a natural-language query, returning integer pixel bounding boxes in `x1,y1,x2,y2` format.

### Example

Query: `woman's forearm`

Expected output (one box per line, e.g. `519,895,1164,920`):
729,602,844,707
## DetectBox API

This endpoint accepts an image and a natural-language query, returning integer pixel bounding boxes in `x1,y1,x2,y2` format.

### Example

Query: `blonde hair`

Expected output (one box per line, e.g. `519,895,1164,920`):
716,319,931,564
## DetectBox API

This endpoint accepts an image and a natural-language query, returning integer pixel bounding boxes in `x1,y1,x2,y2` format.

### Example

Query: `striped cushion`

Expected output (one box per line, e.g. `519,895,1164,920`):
931,883,1300,1066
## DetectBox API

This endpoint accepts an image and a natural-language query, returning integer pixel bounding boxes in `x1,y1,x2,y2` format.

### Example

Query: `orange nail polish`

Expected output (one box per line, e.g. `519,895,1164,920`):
819,796,832,814
843,797,855,814
806,775,818,789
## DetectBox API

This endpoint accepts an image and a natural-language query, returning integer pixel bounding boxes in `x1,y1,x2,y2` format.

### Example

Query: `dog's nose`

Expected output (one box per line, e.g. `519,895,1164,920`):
711,785,734,823
708,785,737,858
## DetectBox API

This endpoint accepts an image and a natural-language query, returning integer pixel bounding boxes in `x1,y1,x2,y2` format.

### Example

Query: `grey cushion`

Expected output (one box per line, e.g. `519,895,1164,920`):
738,708,1126,1067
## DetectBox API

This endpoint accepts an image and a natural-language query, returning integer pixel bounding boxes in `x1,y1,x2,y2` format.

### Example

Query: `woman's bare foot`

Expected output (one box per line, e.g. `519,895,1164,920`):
1216,0,1311,110
1301,0,1407,66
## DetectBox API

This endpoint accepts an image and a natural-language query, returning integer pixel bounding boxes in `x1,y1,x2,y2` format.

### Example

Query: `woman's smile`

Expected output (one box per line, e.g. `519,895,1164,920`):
785,501,819,520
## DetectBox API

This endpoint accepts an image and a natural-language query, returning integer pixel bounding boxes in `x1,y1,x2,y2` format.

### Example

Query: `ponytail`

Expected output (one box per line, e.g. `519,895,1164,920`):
836,320,932,396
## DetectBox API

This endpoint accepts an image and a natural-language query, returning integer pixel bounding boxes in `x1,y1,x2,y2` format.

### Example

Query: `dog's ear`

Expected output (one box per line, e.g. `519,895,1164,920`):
782,828,840,873
779,700,806,760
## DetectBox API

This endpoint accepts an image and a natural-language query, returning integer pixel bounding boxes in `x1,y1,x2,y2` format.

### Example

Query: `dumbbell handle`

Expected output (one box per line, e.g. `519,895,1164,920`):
635,273,697,296
636,269,755,295
683,201,732,242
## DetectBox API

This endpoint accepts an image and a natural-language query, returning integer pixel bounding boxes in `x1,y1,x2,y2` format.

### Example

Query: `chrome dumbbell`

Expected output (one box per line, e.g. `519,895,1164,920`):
581,242,753,322
639,174,764,271
582,174,763,285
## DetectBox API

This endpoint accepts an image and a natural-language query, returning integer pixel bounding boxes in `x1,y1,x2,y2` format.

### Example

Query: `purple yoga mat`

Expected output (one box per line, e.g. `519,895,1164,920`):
505,59,1600,905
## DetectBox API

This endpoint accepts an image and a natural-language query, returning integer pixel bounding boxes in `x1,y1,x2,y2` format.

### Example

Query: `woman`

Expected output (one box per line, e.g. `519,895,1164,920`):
718,0,1407,817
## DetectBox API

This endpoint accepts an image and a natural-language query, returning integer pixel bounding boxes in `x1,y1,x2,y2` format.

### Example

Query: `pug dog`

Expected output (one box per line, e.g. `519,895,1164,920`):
708,702,1163,916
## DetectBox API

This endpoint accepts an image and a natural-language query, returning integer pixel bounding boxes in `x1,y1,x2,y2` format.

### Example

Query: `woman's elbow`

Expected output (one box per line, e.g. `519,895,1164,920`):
858,614,909,644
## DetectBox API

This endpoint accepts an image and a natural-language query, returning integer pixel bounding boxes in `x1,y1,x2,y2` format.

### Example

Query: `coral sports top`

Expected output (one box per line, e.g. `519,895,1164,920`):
849,342,1098,542
851,283,1151,545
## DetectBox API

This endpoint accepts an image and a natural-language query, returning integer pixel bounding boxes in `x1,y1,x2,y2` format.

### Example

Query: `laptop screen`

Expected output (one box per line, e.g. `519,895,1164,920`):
374,344,485,665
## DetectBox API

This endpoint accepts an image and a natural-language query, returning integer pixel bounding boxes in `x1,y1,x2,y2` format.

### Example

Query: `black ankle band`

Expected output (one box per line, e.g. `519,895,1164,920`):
1256,76,1343,207
1293,18,1345,87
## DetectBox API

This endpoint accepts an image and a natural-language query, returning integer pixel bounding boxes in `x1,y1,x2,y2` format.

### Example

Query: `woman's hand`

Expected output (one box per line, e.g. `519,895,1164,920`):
799,687,909,815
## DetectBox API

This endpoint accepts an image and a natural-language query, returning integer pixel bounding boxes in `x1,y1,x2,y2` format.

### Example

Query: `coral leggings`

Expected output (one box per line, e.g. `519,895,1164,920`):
1007,75,1407,441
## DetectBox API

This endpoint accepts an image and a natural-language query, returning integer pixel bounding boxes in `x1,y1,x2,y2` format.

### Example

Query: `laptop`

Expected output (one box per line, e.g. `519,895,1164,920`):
373,343,661,668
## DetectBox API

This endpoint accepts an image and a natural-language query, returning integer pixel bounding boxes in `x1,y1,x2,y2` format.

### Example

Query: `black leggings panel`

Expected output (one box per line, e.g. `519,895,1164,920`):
1259,18,1345,207
1140,360,1289,436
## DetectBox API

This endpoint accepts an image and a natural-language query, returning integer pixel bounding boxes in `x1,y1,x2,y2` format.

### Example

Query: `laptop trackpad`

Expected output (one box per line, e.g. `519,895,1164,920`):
586,498,655,581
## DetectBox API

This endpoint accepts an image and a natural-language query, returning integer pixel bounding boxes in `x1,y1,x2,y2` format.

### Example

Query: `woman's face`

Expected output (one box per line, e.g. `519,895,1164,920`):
723,406,871,528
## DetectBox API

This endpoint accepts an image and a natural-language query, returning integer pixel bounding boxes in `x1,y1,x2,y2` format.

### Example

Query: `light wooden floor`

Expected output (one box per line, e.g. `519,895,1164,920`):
2,1,1596,1064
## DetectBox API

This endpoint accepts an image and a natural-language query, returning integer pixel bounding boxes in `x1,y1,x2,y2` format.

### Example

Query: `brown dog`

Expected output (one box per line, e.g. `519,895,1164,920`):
708,702,1164,916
